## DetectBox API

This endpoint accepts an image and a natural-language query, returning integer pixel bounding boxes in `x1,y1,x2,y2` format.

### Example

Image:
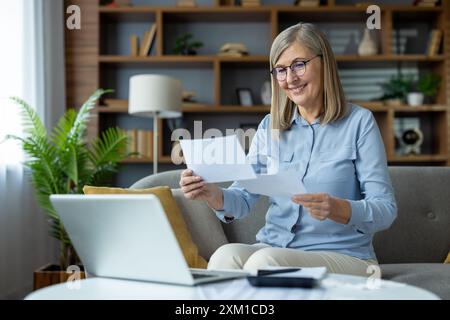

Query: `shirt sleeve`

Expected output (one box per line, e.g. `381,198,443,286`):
347,111,398,234
213,115,270,223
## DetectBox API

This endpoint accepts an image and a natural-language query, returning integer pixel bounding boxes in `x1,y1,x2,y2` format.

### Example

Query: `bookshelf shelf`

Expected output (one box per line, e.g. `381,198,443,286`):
96,101,270,113
121,156,173,164
388,154,448,163
98,5,443,14
98,54,445,64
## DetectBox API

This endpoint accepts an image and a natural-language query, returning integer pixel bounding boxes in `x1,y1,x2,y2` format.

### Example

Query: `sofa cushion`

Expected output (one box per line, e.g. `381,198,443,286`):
171,189,228,261
221,196,268,244
381,263,450,300
83,185,208,268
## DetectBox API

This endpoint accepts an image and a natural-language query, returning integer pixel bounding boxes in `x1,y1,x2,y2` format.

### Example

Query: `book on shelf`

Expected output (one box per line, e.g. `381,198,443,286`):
135,130,154,159
130,35,139,57
140,23,157,57
146,130,154,160
126,129,137,157
427,29,442,56
137,130,147,159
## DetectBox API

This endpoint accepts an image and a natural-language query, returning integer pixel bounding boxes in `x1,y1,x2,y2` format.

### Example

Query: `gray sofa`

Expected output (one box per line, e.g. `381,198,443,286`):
130,166,450,299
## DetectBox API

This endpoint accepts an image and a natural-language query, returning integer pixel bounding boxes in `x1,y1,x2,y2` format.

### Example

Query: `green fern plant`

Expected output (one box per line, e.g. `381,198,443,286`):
3,89,130,270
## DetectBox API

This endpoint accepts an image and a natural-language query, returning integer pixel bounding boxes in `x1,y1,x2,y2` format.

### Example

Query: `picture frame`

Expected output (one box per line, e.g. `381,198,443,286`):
236,88,254,106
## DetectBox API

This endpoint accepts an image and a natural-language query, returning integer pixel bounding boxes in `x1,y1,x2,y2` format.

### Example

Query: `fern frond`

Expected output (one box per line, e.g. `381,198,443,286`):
68,89,112,143
10,97,47,138
50,109,77,149
89,127,128,165
87,127,128,185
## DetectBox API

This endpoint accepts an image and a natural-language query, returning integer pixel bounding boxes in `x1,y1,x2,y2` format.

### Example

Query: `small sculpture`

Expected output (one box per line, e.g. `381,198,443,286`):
401,128,424,155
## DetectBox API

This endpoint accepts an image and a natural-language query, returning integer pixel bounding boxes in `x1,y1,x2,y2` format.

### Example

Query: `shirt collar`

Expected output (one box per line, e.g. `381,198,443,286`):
290,107,322,127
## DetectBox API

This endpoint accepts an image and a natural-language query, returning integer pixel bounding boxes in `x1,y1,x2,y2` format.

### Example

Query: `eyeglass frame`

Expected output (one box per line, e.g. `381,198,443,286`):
270,54,322,81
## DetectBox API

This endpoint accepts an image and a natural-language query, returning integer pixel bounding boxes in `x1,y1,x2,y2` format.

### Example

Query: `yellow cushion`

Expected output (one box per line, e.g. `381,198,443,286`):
445,252,450,264
82,185,207,269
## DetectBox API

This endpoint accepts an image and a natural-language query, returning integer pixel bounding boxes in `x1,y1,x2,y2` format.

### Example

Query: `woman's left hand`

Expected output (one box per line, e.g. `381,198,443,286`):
291,193,351,224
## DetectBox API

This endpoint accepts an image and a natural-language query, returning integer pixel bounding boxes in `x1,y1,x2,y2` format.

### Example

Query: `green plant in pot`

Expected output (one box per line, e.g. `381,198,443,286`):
379,74,413,106
172,33,203,55
3,89,130,286
418,73,441,104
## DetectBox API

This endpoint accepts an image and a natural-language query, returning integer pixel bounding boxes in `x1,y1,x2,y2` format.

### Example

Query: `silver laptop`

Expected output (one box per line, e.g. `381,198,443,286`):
50,194,248,286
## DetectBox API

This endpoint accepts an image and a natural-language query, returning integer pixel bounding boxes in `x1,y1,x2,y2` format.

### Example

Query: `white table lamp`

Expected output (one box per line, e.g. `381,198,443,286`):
129,74,182,174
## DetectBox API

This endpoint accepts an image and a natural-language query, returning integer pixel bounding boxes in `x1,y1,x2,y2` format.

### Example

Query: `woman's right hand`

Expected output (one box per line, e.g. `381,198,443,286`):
179,169,224,210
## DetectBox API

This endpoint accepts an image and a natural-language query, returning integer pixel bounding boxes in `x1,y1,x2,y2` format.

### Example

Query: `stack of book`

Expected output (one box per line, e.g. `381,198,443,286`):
241,0,261,7
218,42,249,57
126,129,154,160
427,29,443,56
295,0,321,6
413,0,440,7
177,0,197,7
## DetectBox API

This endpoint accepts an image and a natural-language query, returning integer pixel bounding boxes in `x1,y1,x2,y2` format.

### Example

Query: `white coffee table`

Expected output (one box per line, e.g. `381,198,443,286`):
25,273,439,300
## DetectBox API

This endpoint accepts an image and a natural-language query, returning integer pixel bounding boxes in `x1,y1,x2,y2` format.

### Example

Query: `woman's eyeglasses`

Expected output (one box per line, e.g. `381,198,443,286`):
270,54,322,81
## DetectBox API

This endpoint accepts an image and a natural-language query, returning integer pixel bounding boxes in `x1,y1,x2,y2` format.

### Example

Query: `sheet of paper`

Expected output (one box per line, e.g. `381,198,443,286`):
237,170,307,198
180,135,256,183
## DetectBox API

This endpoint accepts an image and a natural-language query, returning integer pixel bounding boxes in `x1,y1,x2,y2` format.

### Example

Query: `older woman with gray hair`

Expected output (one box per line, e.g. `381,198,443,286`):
179,22,397,277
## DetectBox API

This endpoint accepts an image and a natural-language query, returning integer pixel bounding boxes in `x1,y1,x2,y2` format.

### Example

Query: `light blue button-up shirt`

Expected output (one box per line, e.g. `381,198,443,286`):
215,103,397,261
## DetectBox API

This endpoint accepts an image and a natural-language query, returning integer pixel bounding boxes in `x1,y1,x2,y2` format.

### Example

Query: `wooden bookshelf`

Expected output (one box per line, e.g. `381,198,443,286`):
65,0,450,170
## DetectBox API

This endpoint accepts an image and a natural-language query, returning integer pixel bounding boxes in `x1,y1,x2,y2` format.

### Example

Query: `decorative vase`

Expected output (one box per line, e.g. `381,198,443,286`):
358,29,378,56
407,92,424,107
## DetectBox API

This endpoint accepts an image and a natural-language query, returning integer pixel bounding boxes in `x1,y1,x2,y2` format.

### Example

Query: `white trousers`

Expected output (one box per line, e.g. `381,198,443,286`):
207,243,379,278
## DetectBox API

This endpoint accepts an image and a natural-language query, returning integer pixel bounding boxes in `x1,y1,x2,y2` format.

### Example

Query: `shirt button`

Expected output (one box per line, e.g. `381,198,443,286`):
291,225,296,233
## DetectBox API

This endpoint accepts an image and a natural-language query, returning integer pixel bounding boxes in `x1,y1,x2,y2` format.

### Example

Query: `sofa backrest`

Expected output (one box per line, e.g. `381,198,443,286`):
130,167,450,264
374,167,450,264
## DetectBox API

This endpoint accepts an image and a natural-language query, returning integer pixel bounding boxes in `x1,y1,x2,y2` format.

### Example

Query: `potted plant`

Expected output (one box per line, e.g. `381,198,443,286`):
172,33,203,55
407,78,424,107
418,73,441,104
4,89,130,290
379,74,413,106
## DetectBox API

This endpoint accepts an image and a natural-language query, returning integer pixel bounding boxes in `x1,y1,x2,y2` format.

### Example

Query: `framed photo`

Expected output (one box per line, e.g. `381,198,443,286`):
236,88,254,106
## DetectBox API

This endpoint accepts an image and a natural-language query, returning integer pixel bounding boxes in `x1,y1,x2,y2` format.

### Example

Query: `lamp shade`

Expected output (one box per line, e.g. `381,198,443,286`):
129,74,182,118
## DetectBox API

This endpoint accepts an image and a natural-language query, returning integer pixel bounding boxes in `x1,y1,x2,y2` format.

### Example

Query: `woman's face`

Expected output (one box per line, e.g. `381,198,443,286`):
274,42,323,109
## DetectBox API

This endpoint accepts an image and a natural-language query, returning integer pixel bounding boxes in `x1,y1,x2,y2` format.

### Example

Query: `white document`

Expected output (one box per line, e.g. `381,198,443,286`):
180,135,256,183
237,170,307,198
180,135,307,196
